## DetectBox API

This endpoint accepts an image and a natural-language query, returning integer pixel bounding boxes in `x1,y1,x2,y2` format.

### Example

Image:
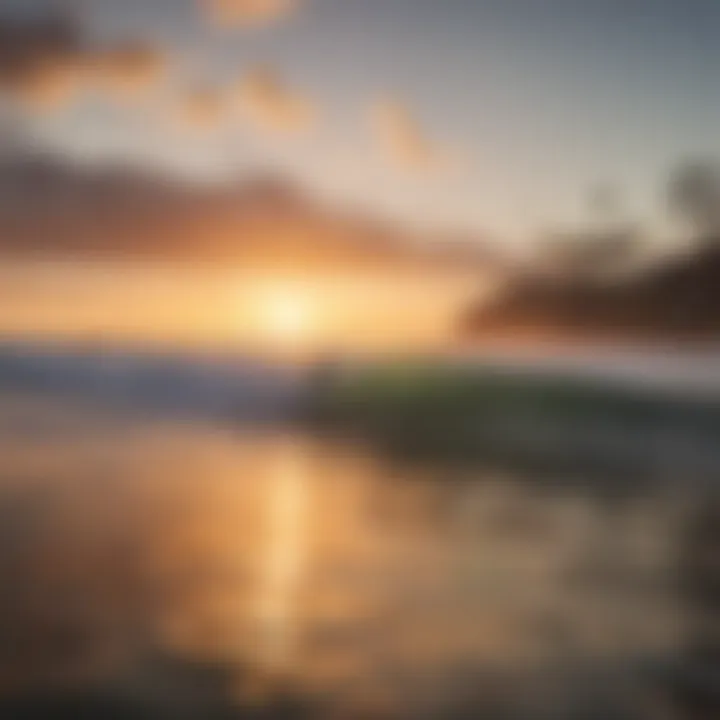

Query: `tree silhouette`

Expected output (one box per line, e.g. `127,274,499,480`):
668,160,720,238
538,186,641,281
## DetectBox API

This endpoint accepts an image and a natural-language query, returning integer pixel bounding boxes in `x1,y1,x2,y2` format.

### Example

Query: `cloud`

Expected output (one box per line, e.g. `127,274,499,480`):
0,149,489,271
202,0,298,27
371,99,444,172
0,9,169,111
237,66,314,134
0,9,86,110
92,42,168,98
176,88,228,131
11,60,84,113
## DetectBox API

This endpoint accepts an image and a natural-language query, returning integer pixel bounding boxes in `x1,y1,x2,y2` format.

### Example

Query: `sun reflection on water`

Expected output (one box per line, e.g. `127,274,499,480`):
255,442,310,670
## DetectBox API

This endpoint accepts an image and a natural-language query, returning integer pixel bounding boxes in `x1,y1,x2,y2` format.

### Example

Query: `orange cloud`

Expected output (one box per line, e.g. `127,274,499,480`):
0,12,170,113
371,99,444,172
13,60,85,113
237,66,314,134
93,42,168,97
203,0,298,27
177,88,228,131
0,11,86,111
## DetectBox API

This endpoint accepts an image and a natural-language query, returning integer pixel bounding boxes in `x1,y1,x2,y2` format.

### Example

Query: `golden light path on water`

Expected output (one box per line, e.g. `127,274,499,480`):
255,443,310,670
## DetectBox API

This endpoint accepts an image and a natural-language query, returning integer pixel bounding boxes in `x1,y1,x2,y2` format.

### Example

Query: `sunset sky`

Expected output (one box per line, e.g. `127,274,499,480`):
2,0,720,350
8,0,720,242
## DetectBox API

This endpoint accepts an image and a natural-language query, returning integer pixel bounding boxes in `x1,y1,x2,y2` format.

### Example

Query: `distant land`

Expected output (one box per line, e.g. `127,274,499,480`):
464,240,720,344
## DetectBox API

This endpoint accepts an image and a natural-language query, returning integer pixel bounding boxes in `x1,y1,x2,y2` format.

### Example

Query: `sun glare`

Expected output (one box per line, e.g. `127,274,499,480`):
256,285,316,349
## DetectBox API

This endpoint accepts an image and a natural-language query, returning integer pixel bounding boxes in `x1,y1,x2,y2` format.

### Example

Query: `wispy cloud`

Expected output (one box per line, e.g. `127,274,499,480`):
202,0,299,27
176,87,228,131
237,66,314,134
371,98,445,172
0,10,169,112
12,62,84,113
92,42,168,99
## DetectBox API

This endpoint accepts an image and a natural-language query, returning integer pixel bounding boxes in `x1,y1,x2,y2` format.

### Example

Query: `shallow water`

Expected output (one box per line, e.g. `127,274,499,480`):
0,394,706,718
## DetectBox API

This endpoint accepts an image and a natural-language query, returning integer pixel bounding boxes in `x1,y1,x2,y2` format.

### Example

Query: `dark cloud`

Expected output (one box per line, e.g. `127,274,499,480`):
0,8,86,109
0,8,169,111
0,150,274,260
0,149,488,270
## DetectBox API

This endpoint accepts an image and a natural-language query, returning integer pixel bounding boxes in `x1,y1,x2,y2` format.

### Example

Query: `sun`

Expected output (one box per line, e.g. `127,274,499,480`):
256,285,316,348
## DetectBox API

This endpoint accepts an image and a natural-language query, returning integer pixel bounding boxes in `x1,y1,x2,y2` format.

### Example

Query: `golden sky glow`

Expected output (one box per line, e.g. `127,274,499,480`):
0,262,487,353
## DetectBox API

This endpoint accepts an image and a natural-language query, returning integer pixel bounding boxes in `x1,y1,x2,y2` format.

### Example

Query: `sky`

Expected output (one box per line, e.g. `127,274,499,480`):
6,0,720,244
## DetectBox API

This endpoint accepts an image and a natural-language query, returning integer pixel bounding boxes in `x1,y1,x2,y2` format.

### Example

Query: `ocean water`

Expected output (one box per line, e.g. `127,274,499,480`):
0,393,708,719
